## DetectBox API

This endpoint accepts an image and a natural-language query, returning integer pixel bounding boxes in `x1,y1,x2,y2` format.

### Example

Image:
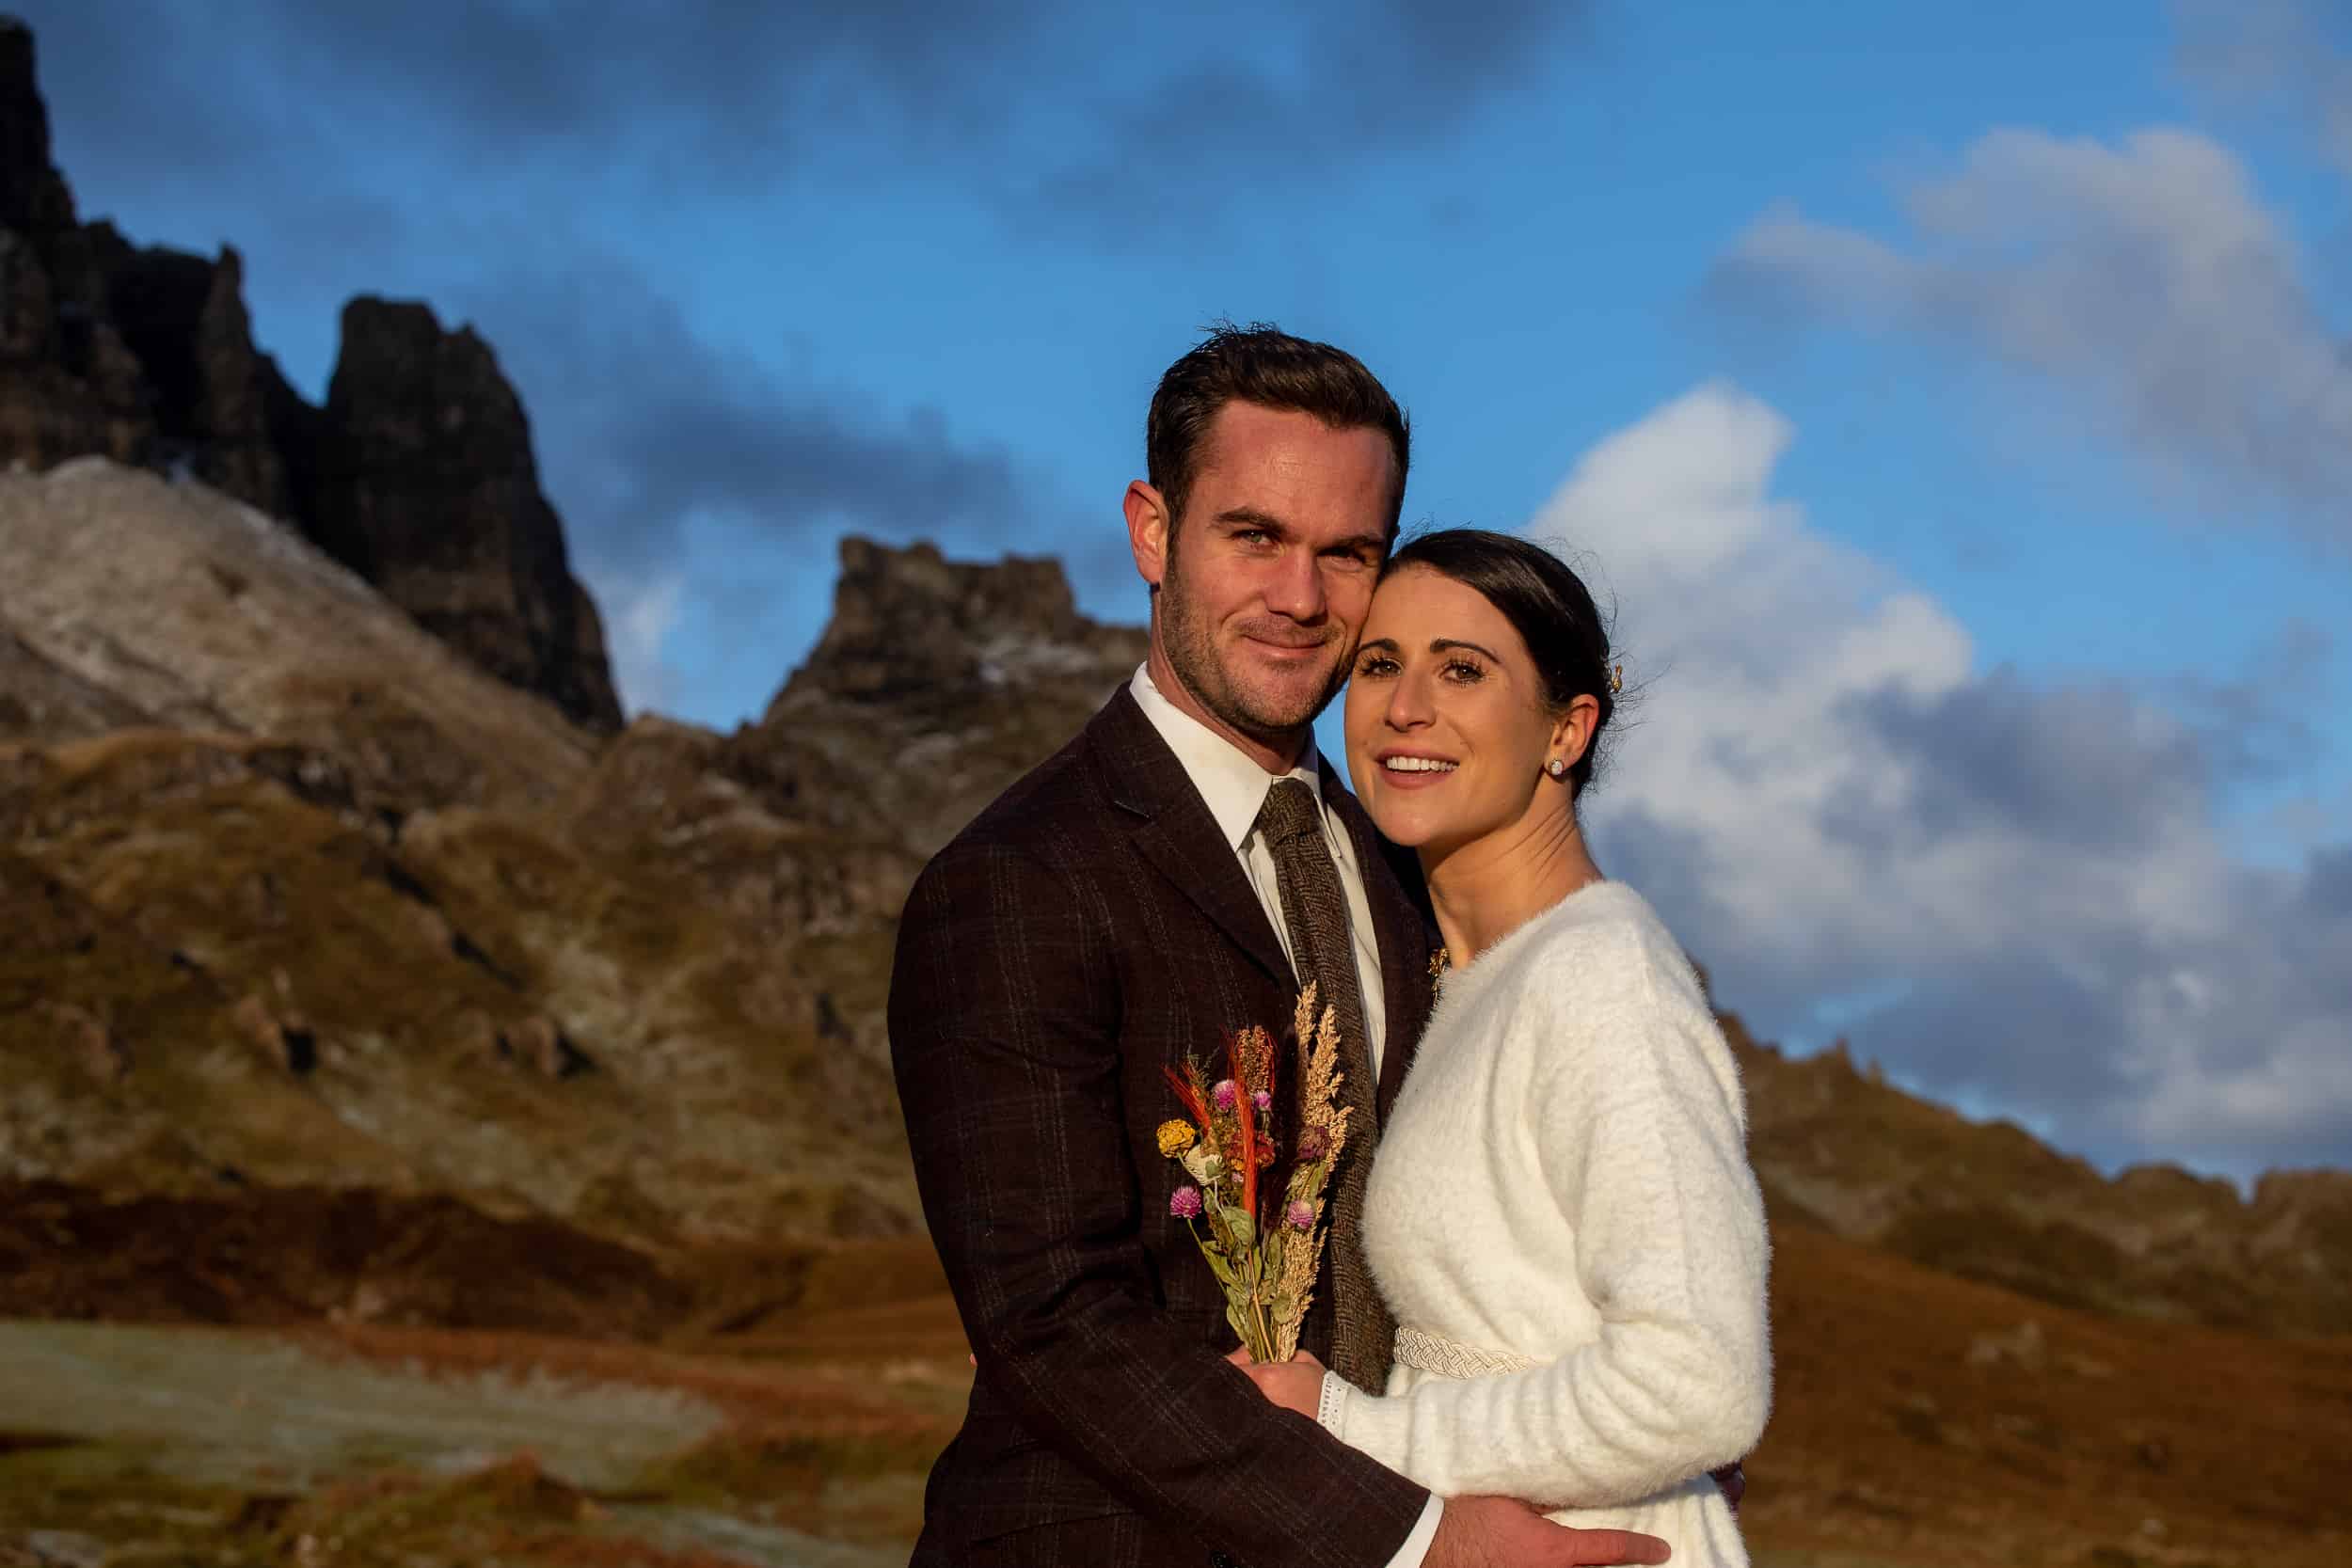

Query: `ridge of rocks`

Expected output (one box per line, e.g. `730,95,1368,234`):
0,19,620,731
0,18,2341,1345
771,536,1147,715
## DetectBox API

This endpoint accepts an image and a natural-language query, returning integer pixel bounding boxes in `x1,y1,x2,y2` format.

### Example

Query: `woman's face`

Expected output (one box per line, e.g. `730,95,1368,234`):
1343,564,1575,856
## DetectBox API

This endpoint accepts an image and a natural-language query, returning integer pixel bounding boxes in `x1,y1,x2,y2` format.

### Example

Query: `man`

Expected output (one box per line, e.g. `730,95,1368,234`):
890,326,1672,1568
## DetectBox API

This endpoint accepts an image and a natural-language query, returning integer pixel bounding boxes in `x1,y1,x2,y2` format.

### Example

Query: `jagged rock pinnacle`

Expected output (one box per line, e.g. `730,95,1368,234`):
0,18,623,733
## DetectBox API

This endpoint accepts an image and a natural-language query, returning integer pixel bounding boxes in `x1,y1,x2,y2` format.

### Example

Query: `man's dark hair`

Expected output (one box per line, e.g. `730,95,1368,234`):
1147,322,1410,537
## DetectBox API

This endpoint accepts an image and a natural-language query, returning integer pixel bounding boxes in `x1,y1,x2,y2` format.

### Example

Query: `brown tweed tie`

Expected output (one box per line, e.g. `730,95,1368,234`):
1255,777,1394,1394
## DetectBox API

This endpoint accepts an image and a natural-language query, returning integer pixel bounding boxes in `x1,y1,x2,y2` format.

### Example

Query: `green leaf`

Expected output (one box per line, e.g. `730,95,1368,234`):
1226,1302,1274,1361
1227,1301,1253,1348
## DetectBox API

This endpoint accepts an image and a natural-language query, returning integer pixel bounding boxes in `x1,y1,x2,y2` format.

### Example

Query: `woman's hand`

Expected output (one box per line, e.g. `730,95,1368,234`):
1223,1345,1327,1418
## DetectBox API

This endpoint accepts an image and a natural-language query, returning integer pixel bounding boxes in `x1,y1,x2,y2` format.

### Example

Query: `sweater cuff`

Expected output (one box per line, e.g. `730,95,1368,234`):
1316,1367,1352,1438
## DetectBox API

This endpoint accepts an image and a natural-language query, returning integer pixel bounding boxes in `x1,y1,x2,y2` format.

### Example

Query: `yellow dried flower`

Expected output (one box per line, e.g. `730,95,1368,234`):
1156,1119,1197,1158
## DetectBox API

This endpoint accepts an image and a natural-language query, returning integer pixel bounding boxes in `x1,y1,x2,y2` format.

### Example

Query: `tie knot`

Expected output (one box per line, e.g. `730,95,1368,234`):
1257,777,1323,842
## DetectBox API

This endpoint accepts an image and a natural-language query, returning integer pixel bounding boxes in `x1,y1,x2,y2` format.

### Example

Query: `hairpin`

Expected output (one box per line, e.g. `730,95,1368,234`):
1608,663,1623,695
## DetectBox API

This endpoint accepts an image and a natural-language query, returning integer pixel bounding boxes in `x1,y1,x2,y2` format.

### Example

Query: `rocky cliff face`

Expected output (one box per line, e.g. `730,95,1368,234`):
1,21,155,476
562,539,1149,1085
1,465,2346,1337
311,298,621,732
0,483,1144,1260
735,536,1149,873
775,535,1149,713
0,20,620,732
8,470,2344,1336
0,19,2341,1348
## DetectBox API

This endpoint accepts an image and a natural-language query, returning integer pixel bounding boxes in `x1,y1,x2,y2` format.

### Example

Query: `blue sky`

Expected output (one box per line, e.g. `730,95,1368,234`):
19,0,2348,1178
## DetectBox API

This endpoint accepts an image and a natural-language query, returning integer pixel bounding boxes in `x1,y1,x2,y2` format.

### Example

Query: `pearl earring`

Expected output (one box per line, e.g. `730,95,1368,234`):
1547,758,1567,779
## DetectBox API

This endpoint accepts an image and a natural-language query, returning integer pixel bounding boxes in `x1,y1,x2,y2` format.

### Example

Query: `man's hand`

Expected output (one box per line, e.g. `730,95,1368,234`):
1425,1495,1670,1567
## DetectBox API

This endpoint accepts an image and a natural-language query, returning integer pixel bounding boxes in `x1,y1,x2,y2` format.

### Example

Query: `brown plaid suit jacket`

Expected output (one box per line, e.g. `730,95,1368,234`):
890,685,1439,1568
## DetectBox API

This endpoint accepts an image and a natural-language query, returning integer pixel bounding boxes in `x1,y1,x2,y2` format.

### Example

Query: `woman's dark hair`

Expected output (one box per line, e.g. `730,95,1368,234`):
1383,528,1618,796
1147,322,1410,537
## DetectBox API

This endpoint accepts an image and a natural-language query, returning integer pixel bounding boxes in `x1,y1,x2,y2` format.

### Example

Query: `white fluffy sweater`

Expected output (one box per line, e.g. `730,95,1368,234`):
1319,881,1772,1567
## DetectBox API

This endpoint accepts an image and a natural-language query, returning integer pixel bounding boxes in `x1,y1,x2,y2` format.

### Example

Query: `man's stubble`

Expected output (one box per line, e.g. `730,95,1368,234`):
1156,536,1353,751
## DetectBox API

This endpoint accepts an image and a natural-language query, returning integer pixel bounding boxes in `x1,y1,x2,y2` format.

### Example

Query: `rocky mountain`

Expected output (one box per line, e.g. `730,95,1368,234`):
727,536,1149,898
0,18,619,731
2,455,2344,1341
0,13,2341,1354
0,465,1149,1287
1731,1028,2352,1337
0,460,593,805
309,297,621,732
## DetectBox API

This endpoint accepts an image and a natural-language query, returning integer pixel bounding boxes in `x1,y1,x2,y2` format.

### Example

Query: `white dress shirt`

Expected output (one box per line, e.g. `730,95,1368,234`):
1128,664,1389,1068
1127,664,1445,1568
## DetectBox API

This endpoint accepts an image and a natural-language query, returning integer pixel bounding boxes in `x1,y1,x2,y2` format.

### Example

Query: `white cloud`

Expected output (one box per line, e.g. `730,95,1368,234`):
1545,384,1976,950
592,562,688,719
1547,384,2352,1173
1712,127,2352,544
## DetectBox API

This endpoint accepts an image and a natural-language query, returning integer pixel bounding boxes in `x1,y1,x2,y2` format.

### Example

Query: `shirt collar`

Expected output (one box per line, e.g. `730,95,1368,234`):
1129,663,1320,851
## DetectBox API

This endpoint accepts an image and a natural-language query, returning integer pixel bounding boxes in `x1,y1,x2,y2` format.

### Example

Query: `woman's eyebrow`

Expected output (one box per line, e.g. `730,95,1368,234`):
1430,638,1502,662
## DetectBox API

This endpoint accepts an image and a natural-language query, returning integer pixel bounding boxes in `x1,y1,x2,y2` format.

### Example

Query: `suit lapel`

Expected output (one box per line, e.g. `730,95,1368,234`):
1084,689,1436,1103
1090,687,1295,990
1319,757,1434,1123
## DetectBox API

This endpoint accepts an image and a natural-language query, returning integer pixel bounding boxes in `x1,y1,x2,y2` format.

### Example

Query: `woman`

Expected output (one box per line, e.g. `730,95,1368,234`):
1233,529,1771,1566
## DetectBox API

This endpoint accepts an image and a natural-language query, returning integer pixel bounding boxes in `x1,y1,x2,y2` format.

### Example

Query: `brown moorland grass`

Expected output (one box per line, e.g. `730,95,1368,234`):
291,1227,2352,1567
1748,1220,2352,1567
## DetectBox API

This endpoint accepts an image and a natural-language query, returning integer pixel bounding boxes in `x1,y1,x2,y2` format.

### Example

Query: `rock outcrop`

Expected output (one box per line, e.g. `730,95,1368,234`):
734,536,1148,875
0,20,151,473
0,20,620,732
774,535,1148,714
0,20,2341,1350
311,298,621,732
2,467,2346,1333
0,484,1141,1255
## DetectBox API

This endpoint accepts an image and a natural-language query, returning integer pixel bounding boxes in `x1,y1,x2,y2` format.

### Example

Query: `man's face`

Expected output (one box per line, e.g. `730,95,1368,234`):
1132,402,1395,750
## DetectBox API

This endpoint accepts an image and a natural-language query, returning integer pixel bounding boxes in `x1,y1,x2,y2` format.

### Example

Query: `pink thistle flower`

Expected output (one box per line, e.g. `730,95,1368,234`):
1213,1079,1239,1110
1169,1185,1204,1219
1285,1199,1315,1231
1296,1125,1329,1162
1252,1088,1273,1113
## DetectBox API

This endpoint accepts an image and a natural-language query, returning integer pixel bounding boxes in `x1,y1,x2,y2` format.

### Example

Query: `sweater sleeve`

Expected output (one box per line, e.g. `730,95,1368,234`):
1319,943,1772,1508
